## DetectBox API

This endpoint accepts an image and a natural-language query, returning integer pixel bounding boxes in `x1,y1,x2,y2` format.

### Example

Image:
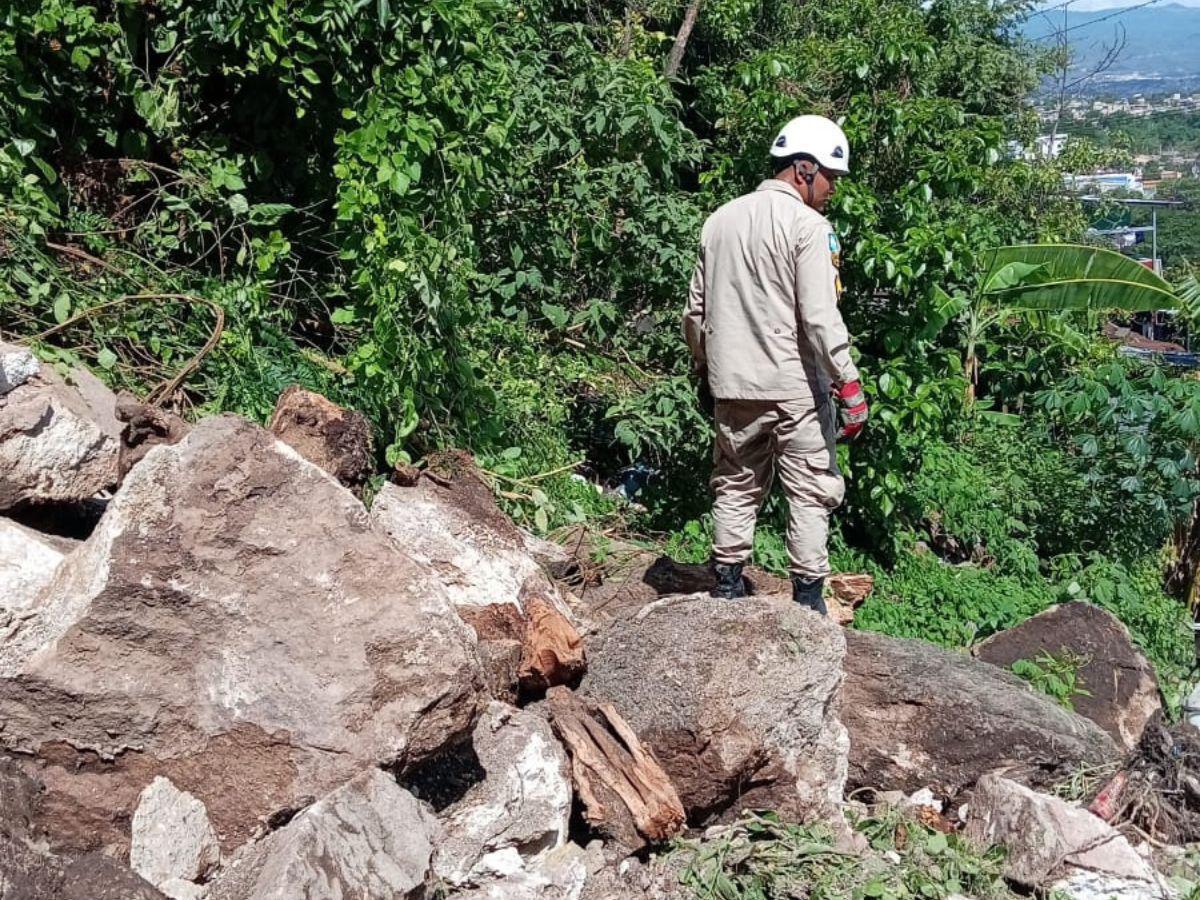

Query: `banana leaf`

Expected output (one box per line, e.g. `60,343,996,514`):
981,243,1179,312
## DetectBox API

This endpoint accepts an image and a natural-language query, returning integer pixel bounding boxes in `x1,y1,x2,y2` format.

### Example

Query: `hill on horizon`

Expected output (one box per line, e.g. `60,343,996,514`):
1023,2,1200,93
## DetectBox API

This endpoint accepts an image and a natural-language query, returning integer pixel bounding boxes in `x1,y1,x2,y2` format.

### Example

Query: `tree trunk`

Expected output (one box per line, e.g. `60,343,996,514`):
664,0,701,78
542,686,685,849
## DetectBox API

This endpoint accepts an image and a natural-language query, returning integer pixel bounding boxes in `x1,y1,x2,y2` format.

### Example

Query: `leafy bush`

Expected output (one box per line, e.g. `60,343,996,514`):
677,808,1017,900
855,550,1054,647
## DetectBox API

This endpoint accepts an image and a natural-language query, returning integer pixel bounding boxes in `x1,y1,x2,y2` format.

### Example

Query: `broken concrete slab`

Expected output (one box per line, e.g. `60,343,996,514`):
207,769,439,900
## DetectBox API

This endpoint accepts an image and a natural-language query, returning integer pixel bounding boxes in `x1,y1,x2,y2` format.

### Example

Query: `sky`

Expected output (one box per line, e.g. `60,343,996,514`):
1041,0,1200,8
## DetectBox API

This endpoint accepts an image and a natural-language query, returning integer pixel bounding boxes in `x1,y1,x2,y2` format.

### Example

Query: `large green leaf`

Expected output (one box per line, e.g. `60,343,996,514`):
981,244,1179,312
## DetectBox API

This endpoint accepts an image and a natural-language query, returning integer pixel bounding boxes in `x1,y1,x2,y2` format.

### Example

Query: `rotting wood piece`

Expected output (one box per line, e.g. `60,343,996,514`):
542,686,685,850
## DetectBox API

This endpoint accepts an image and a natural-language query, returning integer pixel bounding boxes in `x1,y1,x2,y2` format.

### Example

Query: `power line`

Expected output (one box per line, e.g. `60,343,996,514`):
1028,0,1166,40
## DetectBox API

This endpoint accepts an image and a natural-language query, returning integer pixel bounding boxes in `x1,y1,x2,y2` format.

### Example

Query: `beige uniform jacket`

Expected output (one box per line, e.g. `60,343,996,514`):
682,179,859,401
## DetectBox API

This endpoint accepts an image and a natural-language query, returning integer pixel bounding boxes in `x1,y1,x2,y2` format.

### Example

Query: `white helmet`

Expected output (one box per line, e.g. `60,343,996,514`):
769,115,851,174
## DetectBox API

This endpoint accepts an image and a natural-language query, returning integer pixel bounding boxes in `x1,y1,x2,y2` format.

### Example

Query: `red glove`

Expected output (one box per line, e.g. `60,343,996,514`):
836,380,868,442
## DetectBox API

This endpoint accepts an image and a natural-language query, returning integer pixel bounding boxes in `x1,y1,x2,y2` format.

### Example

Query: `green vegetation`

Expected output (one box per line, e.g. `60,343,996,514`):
1,0,1197,711
677,809,1017,900
1010,651,1091,710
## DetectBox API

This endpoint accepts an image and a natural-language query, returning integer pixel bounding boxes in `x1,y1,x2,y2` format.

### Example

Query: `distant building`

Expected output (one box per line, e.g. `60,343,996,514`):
1008,133,1067,161
1065,172,1144,194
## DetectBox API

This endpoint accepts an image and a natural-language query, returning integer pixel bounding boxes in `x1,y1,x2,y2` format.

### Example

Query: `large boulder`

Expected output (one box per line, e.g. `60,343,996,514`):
964,774,1161,889
208,769,439,900
372,474,585,697
435,702,572,889
0,518,69,615
0,415,484,857
0,344,121,511
578,594,847,826
841,630,1120,796
268,385,372,492
974,603,1161,750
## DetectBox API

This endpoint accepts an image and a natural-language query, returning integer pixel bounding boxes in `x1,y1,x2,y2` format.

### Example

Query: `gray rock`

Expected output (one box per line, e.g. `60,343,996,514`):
964,774,1159,887
0,355,121,511
208,769,438,900
131,777,220,891
0,518,67,616
1050,870,1174,900
974,602,1161,750
0,416,484,857
579,594,848,827
436,702,572,886
842,630,1120,795
0,343,39,396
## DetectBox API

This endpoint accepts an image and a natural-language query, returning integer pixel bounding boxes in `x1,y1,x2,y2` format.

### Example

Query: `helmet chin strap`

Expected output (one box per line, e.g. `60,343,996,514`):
793,159,818,206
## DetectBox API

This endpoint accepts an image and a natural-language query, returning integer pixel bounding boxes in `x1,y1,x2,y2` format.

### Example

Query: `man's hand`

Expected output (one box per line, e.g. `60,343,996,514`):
836,380,868,441
694,370,715,417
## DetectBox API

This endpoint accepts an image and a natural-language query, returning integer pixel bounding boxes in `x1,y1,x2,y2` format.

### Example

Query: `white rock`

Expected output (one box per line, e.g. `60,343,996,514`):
436,702,572,886
160,878,210,900
1051,870,1176,900
0,518,66,615
208,769,439,900
445,843,590,900
965,774,1159,887
371,481,555,611
0,358,120,511
0,342,39,395
131,776,221,890
905,787,942,813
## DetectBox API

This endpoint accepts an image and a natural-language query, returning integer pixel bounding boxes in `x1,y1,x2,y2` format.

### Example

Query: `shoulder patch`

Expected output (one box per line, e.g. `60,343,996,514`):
828,232,840,253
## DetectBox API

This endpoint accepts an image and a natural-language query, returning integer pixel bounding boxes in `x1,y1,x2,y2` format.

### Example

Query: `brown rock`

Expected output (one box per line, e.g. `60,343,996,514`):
268,385,373,491
0,415,484,857
974,603,1161,750
0,760,165,900
579,594,848,828
114,393,189,481
842,630,1120,796
542,687,684,851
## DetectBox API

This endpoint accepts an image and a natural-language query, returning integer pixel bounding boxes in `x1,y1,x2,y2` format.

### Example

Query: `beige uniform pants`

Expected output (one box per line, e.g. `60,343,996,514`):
711,398,844,579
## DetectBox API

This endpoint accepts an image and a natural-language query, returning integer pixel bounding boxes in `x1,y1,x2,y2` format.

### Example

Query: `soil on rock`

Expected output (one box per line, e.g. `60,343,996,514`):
0,415,484,858
975,603,1161,750
579,594,848,828
268,385,372,492
842,630,1120,796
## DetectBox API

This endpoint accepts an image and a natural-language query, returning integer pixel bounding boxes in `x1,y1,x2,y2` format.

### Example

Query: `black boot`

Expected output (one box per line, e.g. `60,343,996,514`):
792,575,827,615
711,562,747,599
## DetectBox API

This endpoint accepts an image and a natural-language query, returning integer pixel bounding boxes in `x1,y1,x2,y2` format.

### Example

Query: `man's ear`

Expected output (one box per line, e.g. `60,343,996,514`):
794,158,818,183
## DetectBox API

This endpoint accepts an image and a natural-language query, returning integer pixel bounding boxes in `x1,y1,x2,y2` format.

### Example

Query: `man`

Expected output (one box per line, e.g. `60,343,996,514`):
682,114,868,614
